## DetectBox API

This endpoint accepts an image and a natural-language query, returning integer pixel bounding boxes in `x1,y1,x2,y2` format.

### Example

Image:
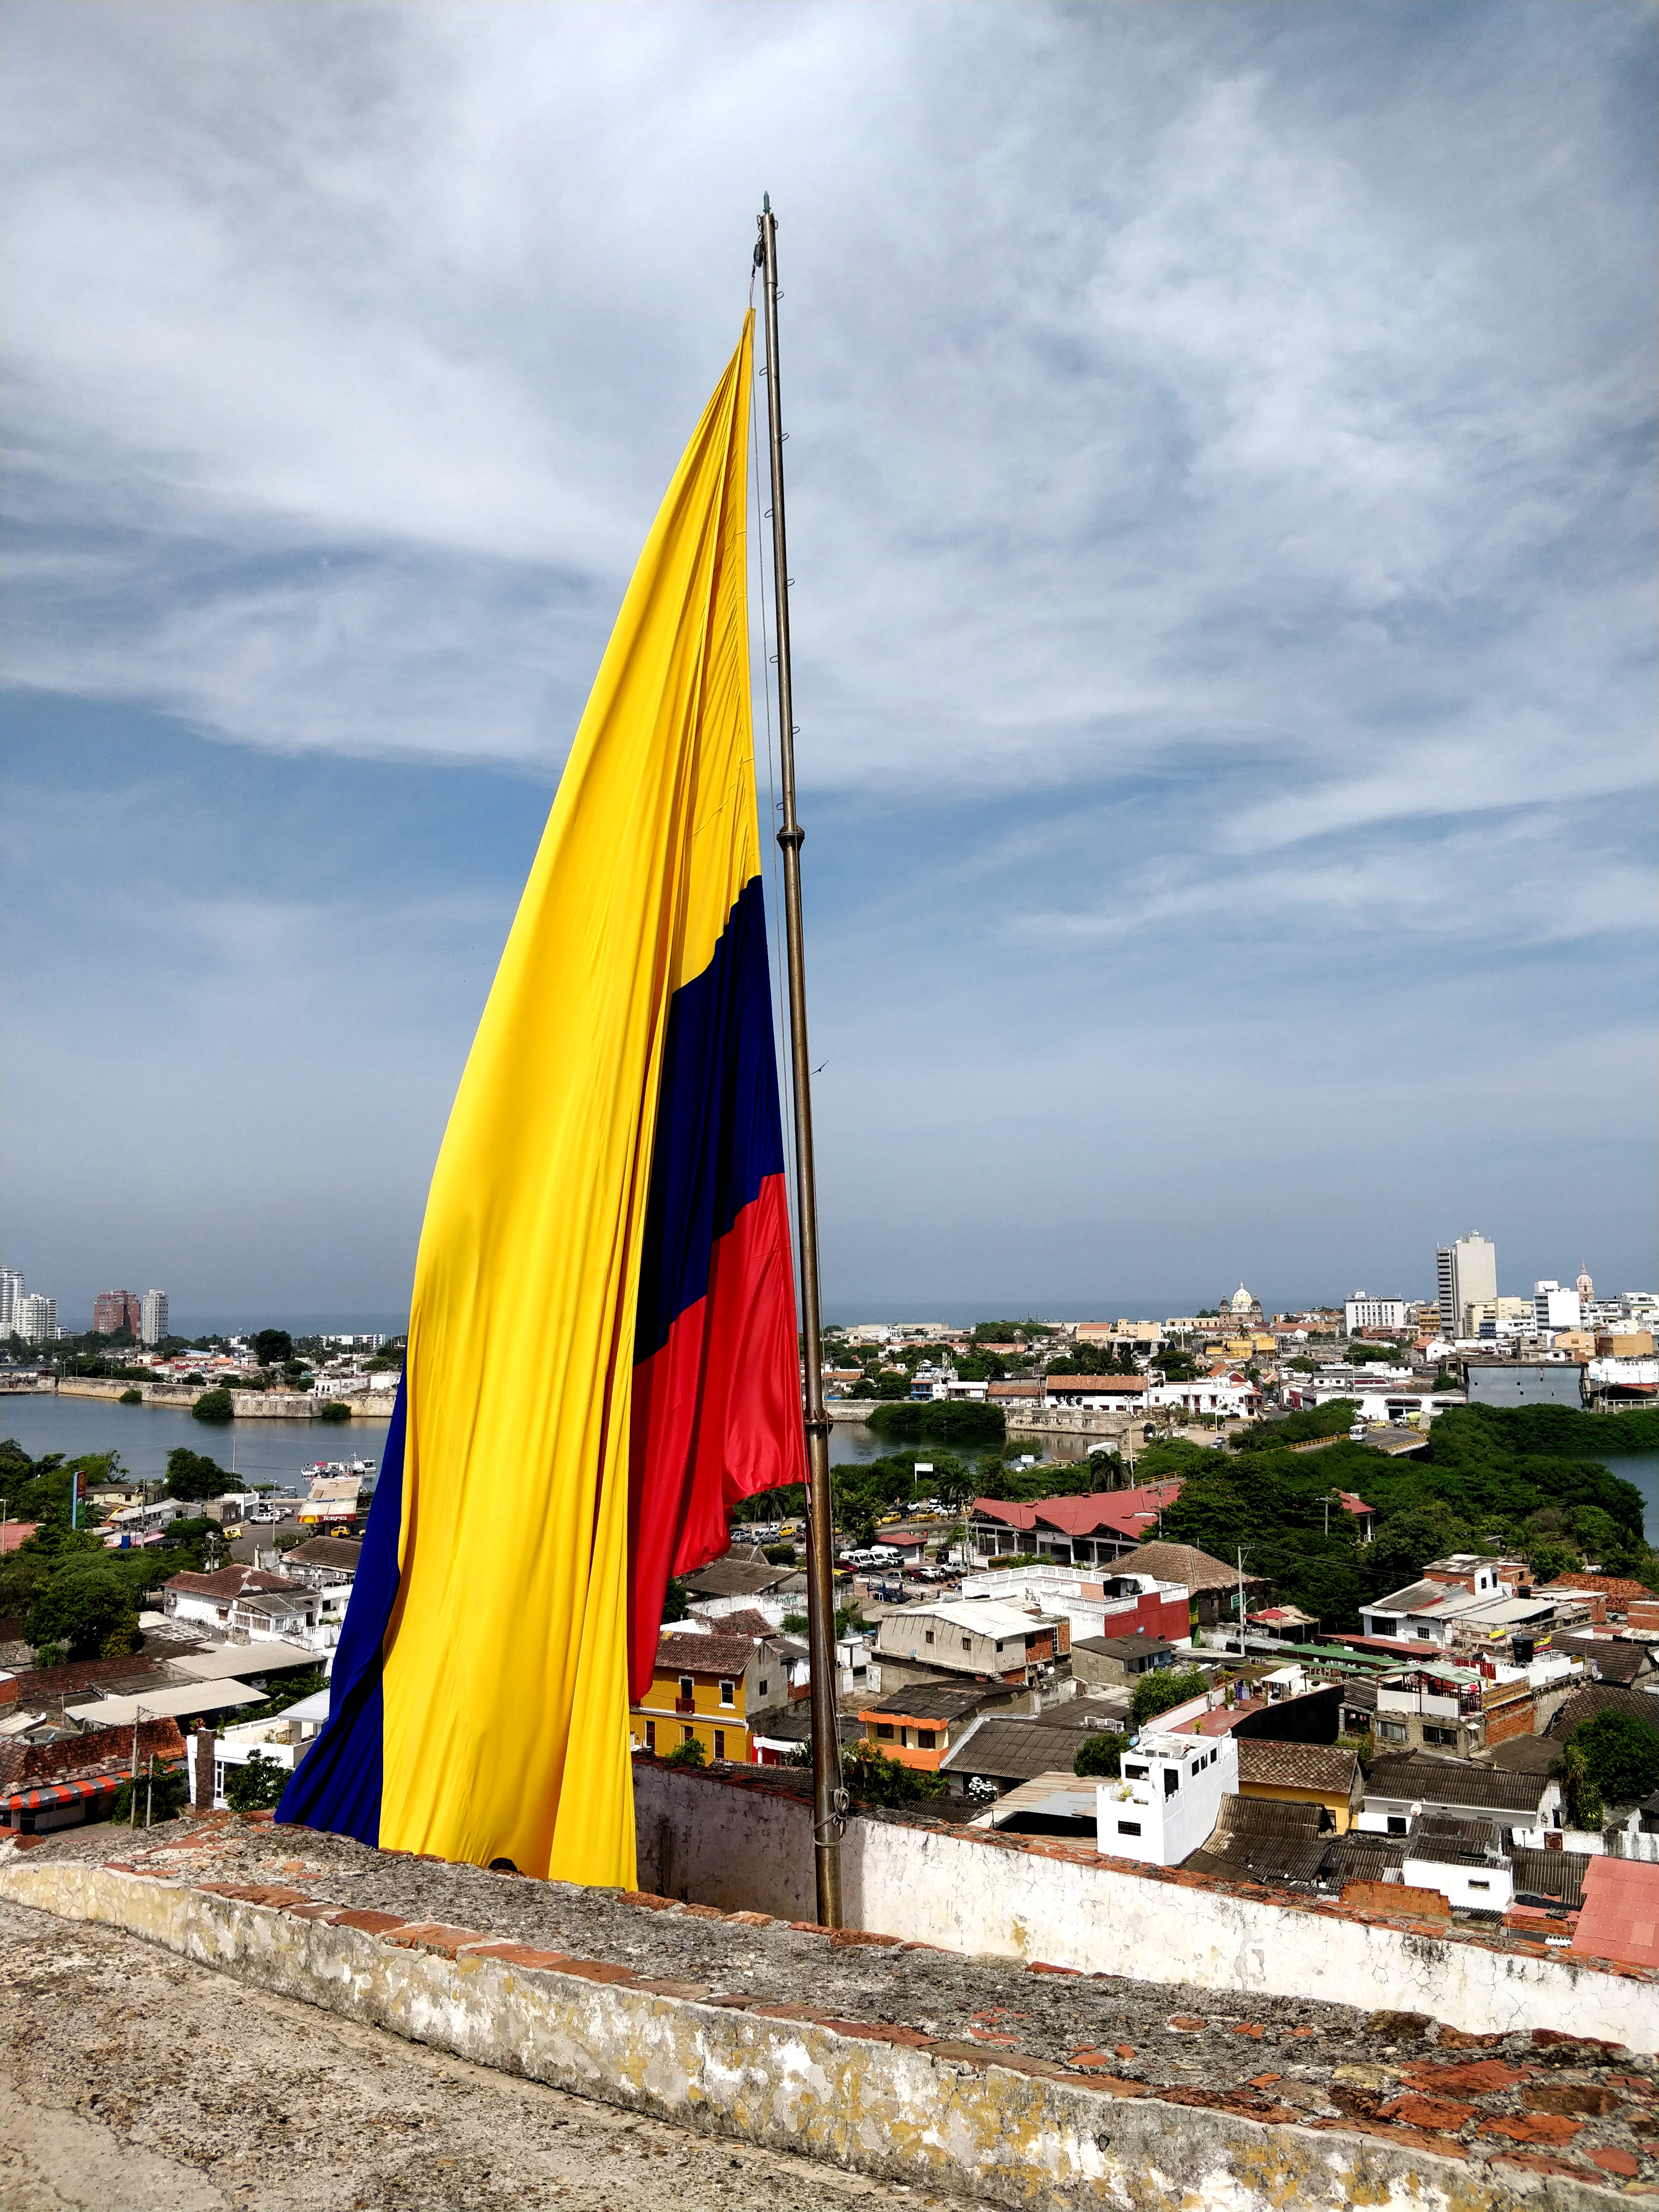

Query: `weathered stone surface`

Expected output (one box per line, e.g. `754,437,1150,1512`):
0,1854,1643,2210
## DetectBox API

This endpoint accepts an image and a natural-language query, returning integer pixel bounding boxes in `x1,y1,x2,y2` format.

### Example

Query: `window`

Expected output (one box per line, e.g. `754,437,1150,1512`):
1423,1725,1456,1747
679,1675,694,1699
682,1725,695,1746
644,1721,656,1753
719,1679,735,1708
1164,1768,1179,1796
1468,1877,1489,1891
1117,1820,1142,1837
1123,1763,1147,1780
1380,1721,1408,1743
713,1730,726,1761
916,1730,936,1750
1386,1815,1407,1836
925,1630,935,1645
962,1637,972,1651
995,1641,1004,1654
875,1722,894,1741
757,1680,769,1699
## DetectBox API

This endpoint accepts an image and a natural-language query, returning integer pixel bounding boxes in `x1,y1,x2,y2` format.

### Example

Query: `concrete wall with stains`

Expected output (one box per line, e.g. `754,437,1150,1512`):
633,1765,1652,2051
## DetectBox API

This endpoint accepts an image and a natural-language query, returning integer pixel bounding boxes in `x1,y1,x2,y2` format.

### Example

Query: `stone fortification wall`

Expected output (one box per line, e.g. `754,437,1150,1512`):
1,1846,1639,2210
632,1763,1653,2053
51,1377,389,1418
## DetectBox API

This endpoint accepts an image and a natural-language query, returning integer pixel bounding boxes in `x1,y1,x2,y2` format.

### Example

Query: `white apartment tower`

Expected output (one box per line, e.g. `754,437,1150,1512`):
16,1293,59,1342
140,1288,169,1346
1437,1233,1498,1338
1344,1292,1407,1334
0,1267,21,1335
1532,1282,1582,1335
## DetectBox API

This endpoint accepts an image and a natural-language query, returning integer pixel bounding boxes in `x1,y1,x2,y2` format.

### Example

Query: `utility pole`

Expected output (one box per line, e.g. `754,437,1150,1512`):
756,195,845,1929
1236,1545,1251,1657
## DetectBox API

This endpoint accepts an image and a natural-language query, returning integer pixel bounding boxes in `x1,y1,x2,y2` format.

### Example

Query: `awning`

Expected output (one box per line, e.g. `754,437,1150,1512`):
0,1772,128,1815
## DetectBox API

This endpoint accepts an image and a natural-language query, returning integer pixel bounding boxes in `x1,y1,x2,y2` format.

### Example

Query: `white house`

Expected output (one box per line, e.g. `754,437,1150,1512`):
1095,1729,1238,1867
1144,1377,1261,1419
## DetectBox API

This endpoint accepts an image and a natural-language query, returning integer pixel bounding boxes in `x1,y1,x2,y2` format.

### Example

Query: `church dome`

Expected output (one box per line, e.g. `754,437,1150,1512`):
1231,1283,1255,1313
1576,1262,1594,1301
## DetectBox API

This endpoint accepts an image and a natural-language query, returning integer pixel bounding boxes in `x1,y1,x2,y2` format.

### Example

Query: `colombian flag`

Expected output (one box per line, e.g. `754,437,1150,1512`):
278,314,804,1885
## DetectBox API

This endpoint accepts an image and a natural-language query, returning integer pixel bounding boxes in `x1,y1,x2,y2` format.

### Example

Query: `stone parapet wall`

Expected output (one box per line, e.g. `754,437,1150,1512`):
633,1764,1655,2052
0,1850,1635,2210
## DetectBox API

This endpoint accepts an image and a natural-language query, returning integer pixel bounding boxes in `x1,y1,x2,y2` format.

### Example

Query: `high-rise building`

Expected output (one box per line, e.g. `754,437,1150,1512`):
93,1290,143,1336
1533,1281,1582,1334
0,1267,22,1335
16,1294,59,1342
1436,1233,1497,1338
140,1289,169,1346
1344,1292,1407,1334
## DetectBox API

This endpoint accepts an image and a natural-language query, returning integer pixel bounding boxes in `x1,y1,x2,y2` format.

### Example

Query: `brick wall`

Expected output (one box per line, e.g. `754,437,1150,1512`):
0,1717,186,1794
1484,1700,1537,1747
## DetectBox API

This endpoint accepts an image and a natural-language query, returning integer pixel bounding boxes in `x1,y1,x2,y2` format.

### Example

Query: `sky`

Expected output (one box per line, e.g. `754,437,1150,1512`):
2,0,1655,1329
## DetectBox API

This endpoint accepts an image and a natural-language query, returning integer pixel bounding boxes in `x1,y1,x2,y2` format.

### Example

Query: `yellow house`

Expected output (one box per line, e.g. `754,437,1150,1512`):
631,1627,784,1766
1236,1740,1362,1832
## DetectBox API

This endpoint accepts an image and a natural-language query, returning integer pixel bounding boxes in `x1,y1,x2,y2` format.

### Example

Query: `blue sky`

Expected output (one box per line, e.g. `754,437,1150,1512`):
3,0,1655,1326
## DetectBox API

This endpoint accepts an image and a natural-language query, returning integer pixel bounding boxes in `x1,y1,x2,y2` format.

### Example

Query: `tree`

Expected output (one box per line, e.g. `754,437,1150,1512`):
192,1387,233,1425
113,1767,190,1824
663,1735,706,1768
226,1750,289,1813
1554,1742,1603,1833
661,1577,689,1623
25,1567,141,1660
253,1329,294,1367
1130,1666,1209,1727
1568,1710,1659,1806
1527,1540,1584,1586
1073,1731,1122,1779
763,1543,798,1565
318,1401,351,1424
842,1742,946,1805
166,1447,235,1502
119,1387,143,1405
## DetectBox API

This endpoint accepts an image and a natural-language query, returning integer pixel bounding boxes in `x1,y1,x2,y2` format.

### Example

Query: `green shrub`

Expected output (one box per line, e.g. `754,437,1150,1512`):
763,1543,798,1565
842,1742,947,1805
1130,1665,1209,1727
1567,1710,1659,1805
192,1387,234,1425
118,1387,143,1406
1072,1731,1123,1779
663,1736,707,1768
112,1767,190,1824
225,1750,289,1812
318,1401,351,1424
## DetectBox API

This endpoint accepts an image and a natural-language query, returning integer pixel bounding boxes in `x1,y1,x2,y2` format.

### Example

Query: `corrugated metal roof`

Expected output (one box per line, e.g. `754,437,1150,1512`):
942,1716,1100,1783
1237,1741,1359,1795
1366,1756,1550,1814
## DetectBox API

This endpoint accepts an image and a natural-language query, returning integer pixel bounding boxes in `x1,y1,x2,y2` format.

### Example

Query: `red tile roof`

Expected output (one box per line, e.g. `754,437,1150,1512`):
1571,1857,1659,1972
654,1632,760,1678
1539,1574,1650,1611
972,1483,1182,1543
0,1717,187,1801
1044,1377,1148,1395
164,1566,291,1600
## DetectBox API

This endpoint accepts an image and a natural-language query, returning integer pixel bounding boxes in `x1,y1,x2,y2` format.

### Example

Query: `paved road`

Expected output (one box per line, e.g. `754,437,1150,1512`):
0,1903,975,2212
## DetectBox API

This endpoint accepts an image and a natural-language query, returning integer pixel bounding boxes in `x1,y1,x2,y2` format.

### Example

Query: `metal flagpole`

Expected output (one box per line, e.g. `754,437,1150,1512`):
756,194,846,1928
